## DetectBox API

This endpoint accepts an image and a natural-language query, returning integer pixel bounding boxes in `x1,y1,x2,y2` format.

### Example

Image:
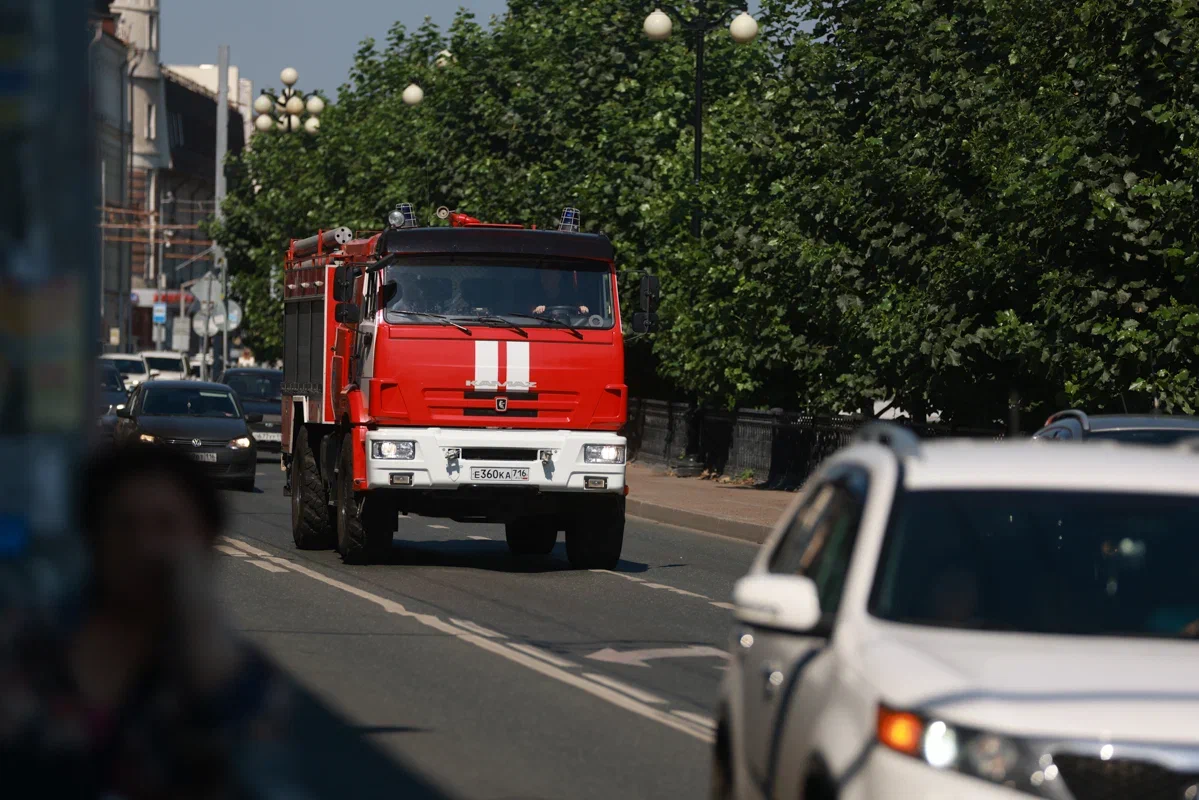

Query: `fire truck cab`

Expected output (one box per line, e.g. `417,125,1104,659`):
281,206,657,569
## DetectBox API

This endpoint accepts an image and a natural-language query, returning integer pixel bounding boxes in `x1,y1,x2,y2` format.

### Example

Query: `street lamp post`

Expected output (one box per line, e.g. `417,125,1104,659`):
253,68,326,135
644,5,759,237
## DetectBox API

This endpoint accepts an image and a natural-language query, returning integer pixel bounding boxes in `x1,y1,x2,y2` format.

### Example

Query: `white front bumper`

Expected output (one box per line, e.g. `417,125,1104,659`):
364,428,626,493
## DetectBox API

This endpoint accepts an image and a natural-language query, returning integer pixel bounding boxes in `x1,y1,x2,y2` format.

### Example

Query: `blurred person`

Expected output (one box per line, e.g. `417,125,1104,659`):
0,445,302,799
532,270,589,316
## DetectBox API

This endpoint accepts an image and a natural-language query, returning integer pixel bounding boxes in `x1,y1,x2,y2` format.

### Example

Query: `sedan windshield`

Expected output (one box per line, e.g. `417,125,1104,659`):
1089,429,1199,446
141,388,241,418
109,358,146,375
99,366,125,391
384,260,614,329
145,356,187,373
224,373,282,400
869,490,1199,639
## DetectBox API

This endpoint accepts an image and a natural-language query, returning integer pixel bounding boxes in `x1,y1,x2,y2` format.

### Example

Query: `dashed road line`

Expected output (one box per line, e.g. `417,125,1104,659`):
216,544,248,557
590,569,645,583
592,569,737,611
427,524,450,530
710,602,735,611
219,536,714,744
583,673,667,705
247,559,289,573
467,535,492,541
450,619,504,639
671,710,716,729
642,582,710,600
506,643,579,669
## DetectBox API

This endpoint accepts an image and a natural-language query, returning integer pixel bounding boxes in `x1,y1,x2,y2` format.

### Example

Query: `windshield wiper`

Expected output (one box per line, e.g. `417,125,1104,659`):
391,311,472,335
503,311,584,339
463,315,528,337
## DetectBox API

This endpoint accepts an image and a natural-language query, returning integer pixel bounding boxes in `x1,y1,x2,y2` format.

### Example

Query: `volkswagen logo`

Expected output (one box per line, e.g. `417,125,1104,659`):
1183,784,1198,800
495,397,508,413
192,438,202,447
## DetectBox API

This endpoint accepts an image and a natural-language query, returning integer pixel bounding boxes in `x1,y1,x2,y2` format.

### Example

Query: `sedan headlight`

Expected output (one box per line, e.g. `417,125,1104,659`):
229,437,253,449
139,434,157,444
371,440,416,460
584,444,626,464
877,706,1053,794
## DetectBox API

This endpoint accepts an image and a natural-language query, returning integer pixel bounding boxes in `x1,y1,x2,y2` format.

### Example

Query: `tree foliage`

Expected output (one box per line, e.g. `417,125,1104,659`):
220,0,1199,425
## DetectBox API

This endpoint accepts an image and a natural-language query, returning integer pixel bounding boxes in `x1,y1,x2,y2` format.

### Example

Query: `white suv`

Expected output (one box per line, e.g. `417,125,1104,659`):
714,425,1199,800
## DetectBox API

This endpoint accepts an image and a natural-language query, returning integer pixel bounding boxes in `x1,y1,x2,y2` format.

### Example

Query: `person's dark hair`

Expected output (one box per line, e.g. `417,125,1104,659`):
78,444,227,539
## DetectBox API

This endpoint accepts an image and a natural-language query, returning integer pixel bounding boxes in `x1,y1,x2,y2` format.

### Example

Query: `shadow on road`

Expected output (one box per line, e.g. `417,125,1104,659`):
377,538,651,575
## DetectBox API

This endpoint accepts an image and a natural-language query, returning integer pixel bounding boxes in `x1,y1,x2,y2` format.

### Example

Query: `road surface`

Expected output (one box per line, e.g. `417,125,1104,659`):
217,461,760,799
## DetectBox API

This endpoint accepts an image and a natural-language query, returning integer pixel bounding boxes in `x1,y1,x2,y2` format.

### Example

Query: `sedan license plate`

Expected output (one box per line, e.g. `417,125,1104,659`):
188,452,218,463
471,467,530,482
253,432,282,442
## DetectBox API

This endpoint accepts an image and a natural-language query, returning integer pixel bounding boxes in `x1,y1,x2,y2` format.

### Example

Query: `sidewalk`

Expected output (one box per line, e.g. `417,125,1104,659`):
625,463,796,544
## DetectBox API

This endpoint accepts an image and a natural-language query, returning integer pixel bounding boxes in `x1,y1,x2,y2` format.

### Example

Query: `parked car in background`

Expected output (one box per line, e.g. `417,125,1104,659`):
95,360,129,441
714,424,1199,800
99,352,153,390
1033,409,1199,445
219,367,283,452
112,380,261,491
139,350,191,381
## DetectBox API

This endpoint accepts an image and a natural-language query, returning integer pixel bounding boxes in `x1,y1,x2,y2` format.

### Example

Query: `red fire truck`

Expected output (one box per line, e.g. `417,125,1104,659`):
281,206,658,569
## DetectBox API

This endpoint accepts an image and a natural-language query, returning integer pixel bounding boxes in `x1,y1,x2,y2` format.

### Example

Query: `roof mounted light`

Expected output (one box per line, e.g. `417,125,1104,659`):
388,203,418,229
558,207,581,233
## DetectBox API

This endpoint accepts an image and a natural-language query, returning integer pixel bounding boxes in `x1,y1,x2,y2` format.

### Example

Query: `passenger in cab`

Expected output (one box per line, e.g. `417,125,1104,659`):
532,270,589,316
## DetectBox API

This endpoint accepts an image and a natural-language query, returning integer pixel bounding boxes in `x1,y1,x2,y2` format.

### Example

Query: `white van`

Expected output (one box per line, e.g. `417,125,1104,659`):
99,353,153,390
138,350,190,381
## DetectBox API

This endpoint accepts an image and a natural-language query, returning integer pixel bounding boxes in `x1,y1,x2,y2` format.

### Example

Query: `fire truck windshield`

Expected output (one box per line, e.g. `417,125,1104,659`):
383,262,615,329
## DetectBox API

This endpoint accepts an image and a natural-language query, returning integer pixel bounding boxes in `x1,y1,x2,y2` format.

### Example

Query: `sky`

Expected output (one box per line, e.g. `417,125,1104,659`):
162,1,762,100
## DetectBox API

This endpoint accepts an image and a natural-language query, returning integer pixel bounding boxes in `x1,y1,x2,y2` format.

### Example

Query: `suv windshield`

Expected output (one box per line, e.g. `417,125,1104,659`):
141,388,241,418
145,356,187,373
870,490,1199,639
224,372,282,401
1089,429,1199,446
109,358,146,375
384,260,614,329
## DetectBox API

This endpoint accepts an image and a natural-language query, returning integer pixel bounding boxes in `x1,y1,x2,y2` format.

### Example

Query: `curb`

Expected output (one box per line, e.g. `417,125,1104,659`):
626,497,775,545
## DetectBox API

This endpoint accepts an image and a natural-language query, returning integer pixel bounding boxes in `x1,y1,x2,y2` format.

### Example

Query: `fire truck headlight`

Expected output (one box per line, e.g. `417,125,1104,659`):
373,440,416,461
584,445,626,464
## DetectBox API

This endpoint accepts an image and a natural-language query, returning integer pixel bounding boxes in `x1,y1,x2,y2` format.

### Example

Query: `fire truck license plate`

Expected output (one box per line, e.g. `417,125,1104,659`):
471,467,530,482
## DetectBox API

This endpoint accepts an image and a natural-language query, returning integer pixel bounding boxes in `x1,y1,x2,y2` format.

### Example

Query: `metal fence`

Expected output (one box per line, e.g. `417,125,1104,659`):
625,399,1004,489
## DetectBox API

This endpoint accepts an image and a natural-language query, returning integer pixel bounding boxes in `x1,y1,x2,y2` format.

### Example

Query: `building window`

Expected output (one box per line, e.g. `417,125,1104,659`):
146,103,156,140
150,15,159,51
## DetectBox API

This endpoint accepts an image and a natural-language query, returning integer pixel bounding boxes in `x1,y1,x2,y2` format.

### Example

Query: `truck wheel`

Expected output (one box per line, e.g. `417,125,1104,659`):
504,520,558,556
336,434,395,565
291,426,334,550
565,497,625,570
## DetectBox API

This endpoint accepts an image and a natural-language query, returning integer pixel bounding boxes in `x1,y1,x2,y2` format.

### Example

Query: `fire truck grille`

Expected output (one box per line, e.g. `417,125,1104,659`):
1053,754,1199,800
459,448,539,462
464,408,538,418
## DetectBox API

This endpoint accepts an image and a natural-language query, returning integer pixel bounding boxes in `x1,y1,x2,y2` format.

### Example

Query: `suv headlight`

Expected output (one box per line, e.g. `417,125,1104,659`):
229,437,253,449
584,444,626,464
877,706,1052,793
139,433,157,444
372,440,416,460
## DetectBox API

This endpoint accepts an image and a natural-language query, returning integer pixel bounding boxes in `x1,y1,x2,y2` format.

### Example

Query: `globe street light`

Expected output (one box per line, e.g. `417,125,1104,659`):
253,68,325,135
643,4,759,237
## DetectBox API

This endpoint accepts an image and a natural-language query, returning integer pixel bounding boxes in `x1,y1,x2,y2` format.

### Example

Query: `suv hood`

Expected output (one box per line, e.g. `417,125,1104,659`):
855,621,1199,743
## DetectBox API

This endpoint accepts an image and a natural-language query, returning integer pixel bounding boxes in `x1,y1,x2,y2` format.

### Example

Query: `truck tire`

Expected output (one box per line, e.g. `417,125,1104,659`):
336,434,395,565
291,426,334,550
565,497,625,570
504,520,558,556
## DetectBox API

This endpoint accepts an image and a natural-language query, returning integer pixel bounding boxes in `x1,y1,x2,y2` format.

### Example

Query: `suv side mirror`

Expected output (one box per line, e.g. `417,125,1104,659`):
115,405,132,419
244,412,263,424
639,274,661,313
631,312,658,334
335,303,362,324
733,574,823,634
332,265,354,303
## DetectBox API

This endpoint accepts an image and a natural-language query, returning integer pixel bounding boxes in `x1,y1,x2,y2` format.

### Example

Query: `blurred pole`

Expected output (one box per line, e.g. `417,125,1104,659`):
0,0,95,608
216,45,229,378
1008,389,1021,438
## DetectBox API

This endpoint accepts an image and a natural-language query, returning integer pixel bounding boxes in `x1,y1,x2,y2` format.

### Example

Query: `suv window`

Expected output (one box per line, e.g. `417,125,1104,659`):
769,472,868,616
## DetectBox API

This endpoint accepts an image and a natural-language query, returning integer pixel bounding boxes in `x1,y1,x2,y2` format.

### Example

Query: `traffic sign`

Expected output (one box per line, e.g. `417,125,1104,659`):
213,299,243,332
193,313,220,338
152,302,167,325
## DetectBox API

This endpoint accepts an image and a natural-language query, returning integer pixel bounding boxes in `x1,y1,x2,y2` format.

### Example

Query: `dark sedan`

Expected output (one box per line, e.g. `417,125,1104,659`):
113,381,261,491
96,361,130,441
220,368,283,453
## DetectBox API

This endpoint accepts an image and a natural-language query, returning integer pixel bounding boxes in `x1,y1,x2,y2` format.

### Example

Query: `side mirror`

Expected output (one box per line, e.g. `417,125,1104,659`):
115,405,132,419
149,370,161,379
332,265,354,303
244,412,263,424
335,303,362,324
380,280,400,307
733,574,823,634
631,312,658,334
639,274,661,313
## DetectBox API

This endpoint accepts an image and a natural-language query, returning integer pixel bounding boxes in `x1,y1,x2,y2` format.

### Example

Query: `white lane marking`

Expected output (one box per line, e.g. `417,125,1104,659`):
450,619,504,639
586,645,731,669
474,340,499,389
247,559,289,573
642,582,710,600
710,602,735,611
427,524,450,530
215,544,247,557
671,710,717,729
221,536,712,743
467,535,492,541
506,643,579,669
590,569,645,583
583,673,667,705
506,341,530,393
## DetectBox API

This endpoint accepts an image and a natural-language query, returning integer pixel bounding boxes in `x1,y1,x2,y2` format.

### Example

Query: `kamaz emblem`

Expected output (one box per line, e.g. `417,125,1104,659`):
496,397,509,413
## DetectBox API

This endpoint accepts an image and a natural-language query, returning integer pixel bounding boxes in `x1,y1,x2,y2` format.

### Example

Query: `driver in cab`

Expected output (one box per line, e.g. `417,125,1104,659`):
532,270,588,316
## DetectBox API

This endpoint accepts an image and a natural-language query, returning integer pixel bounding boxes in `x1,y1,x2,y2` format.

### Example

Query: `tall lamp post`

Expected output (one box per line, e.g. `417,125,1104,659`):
643,5,759,237
253,68,326,135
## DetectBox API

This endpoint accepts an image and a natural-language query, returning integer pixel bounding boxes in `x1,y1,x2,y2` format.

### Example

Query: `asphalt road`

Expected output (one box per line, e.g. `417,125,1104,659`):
216,459,760,800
